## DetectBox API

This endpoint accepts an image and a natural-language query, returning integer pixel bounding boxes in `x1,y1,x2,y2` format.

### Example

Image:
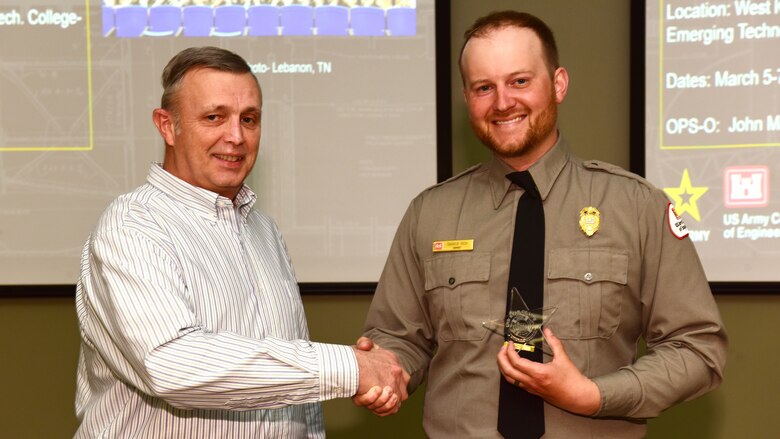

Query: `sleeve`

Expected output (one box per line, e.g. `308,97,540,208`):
362,197,436,391
303,402,325,439
79,217,358,412
592,189,728,418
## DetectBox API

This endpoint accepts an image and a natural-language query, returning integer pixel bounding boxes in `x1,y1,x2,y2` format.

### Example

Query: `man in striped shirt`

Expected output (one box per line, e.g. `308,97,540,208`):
74,46,408,438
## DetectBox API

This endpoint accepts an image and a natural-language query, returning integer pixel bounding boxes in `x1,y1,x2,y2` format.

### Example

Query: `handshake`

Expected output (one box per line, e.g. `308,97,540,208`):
351,337,410,416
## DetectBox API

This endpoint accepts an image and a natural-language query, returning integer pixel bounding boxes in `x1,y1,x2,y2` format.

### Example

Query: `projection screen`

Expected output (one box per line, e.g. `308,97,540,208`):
0,0,442,290
643,0,780,285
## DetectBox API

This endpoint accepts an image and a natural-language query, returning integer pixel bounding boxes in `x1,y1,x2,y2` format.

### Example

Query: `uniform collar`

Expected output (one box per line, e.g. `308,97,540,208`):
488,135,571,209
147,163,256,221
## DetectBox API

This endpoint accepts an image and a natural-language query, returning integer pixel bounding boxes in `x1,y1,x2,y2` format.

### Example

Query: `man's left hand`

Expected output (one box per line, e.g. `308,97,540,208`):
497,327,601,416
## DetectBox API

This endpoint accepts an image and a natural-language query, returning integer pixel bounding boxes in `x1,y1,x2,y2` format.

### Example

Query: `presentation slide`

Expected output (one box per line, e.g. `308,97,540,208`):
0,0,437,286
645,0,780,282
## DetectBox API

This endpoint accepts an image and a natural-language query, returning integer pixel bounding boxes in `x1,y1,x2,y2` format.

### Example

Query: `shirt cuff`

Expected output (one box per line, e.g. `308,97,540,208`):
592,368,643,417
312,342,359,400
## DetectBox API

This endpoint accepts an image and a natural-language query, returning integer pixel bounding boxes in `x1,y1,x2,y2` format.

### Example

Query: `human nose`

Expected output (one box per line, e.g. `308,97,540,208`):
223,116,245,145
492,86,516,113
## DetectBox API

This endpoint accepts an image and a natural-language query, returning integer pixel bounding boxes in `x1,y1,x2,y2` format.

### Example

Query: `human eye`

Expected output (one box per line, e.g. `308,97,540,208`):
473,83,493,95
241,113,260,127
512,77,529,87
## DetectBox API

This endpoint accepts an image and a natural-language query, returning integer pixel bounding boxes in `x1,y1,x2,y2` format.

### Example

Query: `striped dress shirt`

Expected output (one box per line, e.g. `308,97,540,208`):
75,164,358,438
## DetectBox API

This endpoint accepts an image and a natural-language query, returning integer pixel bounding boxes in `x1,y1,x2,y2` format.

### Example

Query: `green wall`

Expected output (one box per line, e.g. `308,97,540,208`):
1,2,778,438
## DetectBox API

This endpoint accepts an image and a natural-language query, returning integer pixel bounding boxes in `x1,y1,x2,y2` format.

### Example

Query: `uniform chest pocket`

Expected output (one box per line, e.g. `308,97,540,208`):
424,253,491,341
547,248,628,340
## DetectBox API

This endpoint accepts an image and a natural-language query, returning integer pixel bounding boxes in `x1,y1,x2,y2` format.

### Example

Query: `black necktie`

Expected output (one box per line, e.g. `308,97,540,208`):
498,171,545,439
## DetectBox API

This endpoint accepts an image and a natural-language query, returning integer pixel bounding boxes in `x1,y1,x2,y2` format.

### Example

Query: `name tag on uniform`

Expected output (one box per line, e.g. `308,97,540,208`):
432,240,474,252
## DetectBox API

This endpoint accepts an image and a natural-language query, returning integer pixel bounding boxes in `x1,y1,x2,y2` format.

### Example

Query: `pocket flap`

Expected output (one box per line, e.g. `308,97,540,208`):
424,253,491,290
548,248,628,285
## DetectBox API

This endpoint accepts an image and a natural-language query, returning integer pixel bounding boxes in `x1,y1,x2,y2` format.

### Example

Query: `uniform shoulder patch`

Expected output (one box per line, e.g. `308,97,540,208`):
667,203,689,239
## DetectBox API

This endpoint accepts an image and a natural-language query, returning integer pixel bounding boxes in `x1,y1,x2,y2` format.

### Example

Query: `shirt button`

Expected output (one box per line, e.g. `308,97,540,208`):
448,277,456,285
584,272,593,282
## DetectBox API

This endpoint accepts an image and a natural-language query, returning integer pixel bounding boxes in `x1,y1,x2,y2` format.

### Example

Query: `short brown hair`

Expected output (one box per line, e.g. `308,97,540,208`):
458,11,559,81
160,46,260,111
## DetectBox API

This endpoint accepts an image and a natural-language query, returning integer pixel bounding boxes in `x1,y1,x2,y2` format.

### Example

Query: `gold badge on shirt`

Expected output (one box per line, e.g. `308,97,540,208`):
579,206,600,237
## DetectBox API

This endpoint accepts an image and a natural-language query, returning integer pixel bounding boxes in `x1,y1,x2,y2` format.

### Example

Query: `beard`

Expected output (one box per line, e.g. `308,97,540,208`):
472,90,558,160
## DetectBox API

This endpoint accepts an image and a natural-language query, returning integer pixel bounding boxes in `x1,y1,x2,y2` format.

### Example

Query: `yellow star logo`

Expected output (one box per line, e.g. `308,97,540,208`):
663,169,708,222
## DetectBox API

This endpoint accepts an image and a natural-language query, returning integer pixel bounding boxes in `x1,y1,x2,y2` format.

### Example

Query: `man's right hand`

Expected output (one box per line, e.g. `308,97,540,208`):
351,337,410,416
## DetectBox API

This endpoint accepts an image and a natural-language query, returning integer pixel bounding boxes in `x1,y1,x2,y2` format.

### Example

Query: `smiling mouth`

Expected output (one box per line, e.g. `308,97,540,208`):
494,115,525,125
214,154,243,162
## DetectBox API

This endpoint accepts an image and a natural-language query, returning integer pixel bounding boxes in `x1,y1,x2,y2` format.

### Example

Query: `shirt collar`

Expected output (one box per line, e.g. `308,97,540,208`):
488,135,571,209
146,163,257,221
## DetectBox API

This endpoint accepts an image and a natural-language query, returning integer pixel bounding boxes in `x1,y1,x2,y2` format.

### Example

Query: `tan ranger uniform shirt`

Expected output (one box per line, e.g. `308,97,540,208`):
364,137,727,438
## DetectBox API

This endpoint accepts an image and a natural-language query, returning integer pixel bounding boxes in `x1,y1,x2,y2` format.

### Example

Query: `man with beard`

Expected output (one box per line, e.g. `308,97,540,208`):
354,10,727,438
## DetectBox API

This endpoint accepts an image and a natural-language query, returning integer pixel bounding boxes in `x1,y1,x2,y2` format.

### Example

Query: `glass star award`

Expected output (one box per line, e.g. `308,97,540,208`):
482,288,557,355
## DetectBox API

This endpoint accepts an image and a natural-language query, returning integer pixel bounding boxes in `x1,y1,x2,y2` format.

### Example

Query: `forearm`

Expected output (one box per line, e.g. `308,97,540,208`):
145,330,358,410
592,283,726,419
593,333,725,418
